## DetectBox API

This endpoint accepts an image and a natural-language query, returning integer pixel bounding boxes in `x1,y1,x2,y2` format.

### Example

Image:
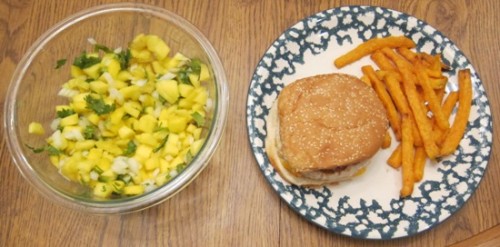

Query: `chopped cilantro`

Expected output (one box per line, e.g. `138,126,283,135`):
176,163,186,173
26,144,61,156
154,122,168,132
55,59,67,69
56,109,75,118
85,95,115,115
177,69,190,84
117,49,131,70
153,135,169,153
117,174,132,184
191,112,205,127
25,144,45,153
176,58,202,85
83,125,97,140
189,59,202,74
46,145,62,156
91,166,104,175
94,44,112,53
123,140,137,156
73,52,101,69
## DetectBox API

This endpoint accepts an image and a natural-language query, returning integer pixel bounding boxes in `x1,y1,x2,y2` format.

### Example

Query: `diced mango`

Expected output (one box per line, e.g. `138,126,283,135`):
28,122,45,135
120,85,141,100
146,35,170,60
199,63,210,81
130,33,147,50
135,133,159,147
137,114,157,133
87,148,103,160
145,156,160,171
90,80,108,94
106,58,121,78
83,63,102,79
190,139,205,156
135,144,153,160
71,65,85,78
179,83,194,98
118,126,135,139
123,185,144,195
123,101,142,118
188,73,200,88
60,113,79,127
110,107,125,125
93,182,113,198
117,70,132,81
168,116,188,133
163,134,180,156
86,113,100,125
156,79,179,104
75,140,96,151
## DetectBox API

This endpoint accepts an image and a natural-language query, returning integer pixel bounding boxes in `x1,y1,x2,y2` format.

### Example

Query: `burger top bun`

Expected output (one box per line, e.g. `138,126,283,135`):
265,73,388,185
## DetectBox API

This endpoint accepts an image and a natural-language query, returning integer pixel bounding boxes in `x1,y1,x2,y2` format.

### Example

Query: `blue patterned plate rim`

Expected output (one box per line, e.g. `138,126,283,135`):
246,5,493,239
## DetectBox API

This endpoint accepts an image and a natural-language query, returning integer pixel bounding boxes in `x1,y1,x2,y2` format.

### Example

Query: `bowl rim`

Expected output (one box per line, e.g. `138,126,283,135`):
4,2,229,214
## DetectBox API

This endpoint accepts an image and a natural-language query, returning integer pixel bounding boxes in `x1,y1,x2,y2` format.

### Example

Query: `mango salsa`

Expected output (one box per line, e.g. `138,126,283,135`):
27,34,211,198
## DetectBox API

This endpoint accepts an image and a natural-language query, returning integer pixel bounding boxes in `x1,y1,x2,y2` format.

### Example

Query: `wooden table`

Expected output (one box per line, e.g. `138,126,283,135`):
1,0,499,246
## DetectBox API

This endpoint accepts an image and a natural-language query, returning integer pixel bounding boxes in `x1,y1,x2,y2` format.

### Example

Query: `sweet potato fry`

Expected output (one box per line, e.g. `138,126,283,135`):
442,91,459,118
371,50,397,71
429,76,448,89
382,131,392,149
398,64,440,159
400,114,415,197
397,47,418,63
414,147,427,182
362,65,401,140
360,75,372,87
387,143,402,169
414,60,449,130
381,47,414,70
440,69,473,156
433,91,459,145
334,36,415,68
384,73,423,147
384,73,410,114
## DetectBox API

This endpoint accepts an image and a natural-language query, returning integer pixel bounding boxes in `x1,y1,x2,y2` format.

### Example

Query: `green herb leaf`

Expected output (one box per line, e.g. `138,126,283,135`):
153,135,169,153
25,144,46,153
176,163,186,173
26,144,61,156
85,95,115,115
117,174,132,184
153,122,168,132
46,145,62,156
117,49,131,70
91,166,104,175
177,69,190,84
73,52,101,69
191,112,205,127
176,58,203,85
94,44,112,53
55,59,67,69
123,140,137,156
189,59,202,74
83,125,97,140
56,109,75,118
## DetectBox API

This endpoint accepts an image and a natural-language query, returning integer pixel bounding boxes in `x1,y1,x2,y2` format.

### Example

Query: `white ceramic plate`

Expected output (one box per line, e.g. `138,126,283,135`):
246,6,493,239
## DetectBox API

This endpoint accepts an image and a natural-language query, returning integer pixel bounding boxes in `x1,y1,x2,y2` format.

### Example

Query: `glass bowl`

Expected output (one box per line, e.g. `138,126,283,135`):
4,3,228,214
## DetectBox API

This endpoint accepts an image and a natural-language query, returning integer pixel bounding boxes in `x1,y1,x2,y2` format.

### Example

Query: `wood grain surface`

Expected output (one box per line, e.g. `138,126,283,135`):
1,0,499,246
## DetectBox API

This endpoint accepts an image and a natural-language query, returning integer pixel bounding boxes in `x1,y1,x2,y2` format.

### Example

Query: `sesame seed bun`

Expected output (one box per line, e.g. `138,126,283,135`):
265,73,388,186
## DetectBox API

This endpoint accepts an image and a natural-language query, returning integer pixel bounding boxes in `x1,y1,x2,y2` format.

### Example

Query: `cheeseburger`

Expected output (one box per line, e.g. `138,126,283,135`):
265,73,388,186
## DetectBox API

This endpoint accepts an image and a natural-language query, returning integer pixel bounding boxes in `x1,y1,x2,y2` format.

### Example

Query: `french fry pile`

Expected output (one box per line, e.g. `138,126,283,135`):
334,36,472,197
